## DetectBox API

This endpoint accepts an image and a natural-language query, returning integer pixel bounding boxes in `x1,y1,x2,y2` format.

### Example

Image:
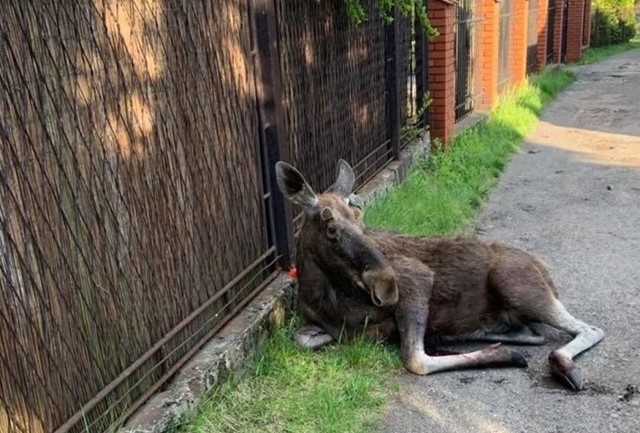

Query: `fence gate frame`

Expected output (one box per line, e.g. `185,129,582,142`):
561,0,569,62
454,0,478,122
251,0,295,269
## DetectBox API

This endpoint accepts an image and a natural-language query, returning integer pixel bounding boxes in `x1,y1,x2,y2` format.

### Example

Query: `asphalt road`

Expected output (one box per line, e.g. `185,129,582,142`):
383,49,640,433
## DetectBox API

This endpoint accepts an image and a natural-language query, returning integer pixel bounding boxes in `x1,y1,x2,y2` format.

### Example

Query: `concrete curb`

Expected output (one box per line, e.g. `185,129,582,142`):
355,130,431,207
121,131,430,433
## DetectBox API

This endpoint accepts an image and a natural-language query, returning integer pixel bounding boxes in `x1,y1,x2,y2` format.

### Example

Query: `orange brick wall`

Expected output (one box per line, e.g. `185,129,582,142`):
536,0,550,68
565,0,586,62
479,0,499,108
552,0,565,63
511,0,528,86
427,0,456,144
422,0,589,146
582,0,591,48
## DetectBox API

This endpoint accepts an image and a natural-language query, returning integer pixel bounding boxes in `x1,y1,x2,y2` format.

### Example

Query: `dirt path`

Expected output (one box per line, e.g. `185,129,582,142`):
383,49,640,433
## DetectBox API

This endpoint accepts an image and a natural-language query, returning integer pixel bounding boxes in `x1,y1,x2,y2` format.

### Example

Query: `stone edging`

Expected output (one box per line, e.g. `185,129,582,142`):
121,131,430,433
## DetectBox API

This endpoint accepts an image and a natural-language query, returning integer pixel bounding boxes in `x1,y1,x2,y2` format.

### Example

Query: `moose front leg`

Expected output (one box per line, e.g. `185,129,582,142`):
295,301,354,349
396,305,528,375
294,325,335,349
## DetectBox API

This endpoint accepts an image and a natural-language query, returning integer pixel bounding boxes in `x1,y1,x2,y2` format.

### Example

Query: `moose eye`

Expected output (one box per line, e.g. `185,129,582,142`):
326,225,338,240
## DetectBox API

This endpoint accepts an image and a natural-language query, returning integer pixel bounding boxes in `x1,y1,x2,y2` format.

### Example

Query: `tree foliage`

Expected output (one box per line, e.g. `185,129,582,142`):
591,0,637,47
338,0,437,37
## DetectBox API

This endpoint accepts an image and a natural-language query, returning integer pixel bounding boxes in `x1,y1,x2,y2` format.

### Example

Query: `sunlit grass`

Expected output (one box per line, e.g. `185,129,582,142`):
578,35,640,65
365,67,576,234
177,319,401,433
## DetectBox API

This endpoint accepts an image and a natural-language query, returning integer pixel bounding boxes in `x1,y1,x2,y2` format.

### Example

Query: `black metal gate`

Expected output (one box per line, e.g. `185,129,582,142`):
454,0,475,121
546,0,557,62
526,0,539,73
498,0,514,93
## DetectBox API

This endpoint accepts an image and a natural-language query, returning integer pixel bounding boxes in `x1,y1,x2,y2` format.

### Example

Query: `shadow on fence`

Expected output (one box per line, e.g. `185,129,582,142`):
0,1,427,432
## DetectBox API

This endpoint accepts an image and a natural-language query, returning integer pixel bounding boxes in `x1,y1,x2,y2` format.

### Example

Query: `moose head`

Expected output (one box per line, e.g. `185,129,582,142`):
275,160,398,307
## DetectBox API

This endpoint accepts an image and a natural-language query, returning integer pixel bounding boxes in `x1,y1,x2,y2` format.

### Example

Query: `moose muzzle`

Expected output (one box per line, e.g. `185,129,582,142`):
361,265,398,307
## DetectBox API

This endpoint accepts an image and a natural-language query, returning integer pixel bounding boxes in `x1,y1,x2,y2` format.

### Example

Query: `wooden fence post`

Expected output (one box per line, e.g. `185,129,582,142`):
250,0,294,268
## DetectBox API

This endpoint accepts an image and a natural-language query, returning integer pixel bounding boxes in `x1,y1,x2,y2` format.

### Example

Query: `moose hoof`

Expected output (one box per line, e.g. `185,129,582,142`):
549,350,584,391
481,343,528,368
508,349,528,368
552,366,584,391
294,325,334,349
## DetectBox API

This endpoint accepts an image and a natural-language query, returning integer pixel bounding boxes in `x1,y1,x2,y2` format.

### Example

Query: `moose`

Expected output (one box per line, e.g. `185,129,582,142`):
275,159,604,391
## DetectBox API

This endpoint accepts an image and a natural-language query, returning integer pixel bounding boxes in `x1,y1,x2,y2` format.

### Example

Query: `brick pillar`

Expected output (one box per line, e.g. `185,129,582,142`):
552,0,565,63
478,0,499,109
582,0,591,49
427,0,456,144
564,0,584,62
536,0,550,69
511,0,528,85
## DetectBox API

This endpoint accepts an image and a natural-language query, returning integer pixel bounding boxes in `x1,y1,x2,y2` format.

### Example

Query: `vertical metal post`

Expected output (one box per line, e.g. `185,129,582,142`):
385,6,401,160
250,0,294,267
415,10,429,129
561,0,568,62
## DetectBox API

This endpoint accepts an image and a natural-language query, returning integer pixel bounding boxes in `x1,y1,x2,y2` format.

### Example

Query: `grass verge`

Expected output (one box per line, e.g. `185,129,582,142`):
177,319,401,433
365,67,576,234
578,36,640,65
176,66,576,433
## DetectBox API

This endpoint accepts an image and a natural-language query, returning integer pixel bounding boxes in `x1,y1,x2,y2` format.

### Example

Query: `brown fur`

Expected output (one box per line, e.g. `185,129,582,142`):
276,160,603,390
296,198,556,344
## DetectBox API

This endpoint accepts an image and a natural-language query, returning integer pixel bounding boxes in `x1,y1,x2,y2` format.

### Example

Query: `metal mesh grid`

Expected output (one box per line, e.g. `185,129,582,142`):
276,0,391,193
397,8,430,148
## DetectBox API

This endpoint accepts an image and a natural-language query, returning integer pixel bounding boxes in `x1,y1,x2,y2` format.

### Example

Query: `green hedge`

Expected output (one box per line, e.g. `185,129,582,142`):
591,0,637,47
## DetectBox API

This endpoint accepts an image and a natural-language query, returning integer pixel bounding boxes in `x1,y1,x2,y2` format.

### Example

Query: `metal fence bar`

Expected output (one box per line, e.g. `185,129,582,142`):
454,0,476,122
52,247,276,433
561,0,569,62
251,0,294,268
415,15,429,129
385,6,401,160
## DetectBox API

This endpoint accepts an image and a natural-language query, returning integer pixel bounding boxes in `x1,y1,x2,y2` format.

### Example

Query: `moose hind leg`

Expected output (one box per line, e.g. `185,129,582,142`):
406,343,529,375
394,257,529,376
479,324,547,345
396,298,528,375
543,299,605,391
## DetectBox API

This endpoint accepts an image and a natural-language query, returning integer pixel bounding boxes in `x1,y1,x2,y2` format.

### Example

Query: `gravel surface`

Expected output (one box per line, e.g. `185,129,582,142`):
383,49,640,433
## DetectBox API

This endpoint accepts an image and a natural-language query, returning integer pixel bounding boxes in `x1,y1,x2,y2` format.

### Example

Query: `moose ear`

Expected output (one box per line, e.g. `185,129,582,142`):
275,161,318,214
333,159,355,200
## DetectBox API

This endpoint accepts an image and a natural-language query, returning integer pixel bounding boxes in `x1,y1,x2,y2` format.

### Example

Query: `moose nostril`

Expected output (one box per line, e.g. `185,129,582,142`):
371,291,384,307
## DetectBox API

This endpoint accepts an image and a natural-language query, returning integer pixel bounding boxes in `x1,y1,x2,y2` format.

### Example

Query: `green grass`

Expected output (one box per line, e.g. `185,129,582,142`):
176,66,576,433
578,35,640,65
177,320,401,433
365,67,576,235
